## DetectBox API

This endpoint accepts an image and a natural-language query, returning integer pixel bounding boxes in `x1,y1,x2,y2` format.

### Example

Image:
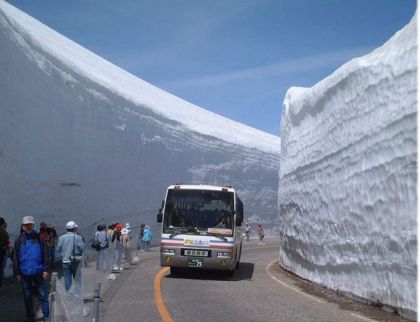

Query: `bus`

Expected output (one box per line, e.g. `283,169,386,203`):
157,184,244,276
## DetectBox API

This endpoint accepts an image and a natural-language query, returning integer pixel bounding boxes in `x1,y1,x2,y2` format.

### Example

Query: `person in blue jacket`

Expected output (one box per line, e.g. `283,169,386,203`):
13,216,49,322
56,220,85,291
142,225,152,252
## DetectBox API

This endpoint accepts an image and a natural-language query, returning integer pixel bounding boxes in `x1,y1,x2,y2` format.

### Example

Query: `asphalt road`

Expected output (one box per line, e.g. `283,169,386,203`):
100,239,411,322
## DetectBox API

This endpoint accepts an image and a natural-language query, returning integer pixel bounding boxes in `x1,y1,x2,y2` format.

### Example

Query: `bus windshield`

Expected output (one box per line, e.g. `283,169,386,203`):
163,189,235,237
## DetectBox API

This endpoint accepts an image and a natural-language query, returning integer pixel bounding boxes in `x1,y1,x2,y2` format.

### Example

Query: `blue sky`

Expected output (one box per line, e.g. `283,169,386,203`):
7,0,417,135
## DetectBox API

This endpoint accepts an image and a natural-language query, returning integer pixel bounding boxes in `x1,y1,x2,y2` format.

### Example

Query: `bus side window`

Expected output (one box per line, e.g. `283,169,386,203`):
157,200,164,223
235,197,244,226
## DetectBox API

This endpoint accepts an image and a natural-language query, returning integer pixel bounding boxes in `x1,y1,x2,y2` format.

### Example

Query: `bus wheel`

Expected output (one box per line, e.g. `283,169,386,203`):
236,244,242,269
170,267,180,277
226,269,234,277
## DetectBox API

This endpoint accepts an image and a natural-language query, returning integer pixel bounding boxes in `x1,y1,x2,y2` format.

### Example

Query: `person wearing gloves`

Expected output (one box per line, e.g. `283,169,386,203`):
56,221,85,291
13,216,49,322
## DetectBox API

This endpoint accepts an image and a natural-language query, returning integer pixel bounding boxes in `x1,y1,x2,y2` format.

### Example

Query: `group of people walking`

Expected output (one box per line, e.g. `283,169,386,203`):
0,215,153,322
93,222,132,272
92,222,153,273
244,223,265,244
14,216,86,321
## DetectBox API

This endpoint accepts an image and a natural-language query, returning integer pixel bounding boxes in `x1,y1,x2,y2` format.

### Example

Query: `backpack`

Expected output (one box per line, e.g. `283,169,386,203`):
91,239,101,251
91,231,109,251
91,232,102,251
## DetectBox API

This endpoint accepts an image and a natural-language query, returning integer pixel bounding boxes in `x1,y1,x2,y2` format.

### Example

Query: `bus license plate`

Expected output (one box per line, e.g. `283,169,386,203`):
184,249,208,257
188,258,203,267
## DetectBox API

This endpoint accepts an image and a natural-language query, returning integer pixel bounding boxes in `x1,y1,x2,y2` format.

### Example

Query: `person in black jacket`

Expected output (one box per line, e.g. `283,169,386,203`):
138,223,145,251
0,216,9,287
112,223,123,271
13,216,49,322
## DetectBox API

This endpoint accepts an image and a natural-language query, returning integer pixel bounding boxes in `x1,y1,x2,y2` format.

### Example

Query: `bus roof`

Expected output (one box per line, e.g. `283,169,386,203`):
167,184,236,193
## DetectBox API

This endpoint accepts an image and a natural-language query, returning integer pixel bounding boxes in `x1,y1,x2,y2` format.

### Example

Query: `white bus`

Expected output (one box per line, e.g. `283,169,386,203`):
157,184,244,276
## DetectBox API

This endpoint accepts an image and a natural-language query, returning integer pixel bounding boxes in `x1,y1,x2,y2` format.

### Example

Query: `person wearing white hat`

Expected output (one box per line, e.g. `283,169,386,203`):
121,228,132,265
56,221,85,291
124,223,131,242
66,221,76,229
13,216,50,321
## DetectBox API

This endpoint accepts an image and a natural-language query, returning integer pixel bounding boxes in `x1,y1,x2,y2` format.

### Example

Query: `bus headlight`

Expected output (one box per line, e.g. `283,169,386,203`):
217,251,232,258
161,248,175,255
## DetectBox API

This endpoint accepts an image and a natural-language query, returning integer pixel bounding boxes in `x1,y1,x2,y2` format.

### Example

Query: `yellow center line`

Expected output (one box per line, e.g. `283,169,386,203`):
154,267,175,322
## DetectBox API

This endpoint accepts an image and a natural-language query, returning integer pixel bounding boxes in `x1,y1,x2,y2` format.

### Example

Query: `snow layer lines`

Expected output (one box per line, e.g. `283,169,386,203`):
0,1,280,154
278,14,417,318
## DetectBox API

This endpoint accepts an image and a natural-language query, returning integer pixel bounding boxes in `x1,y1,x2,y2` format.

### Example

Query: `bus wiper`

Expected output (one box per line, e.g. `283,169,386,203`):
208,233,228,242
169,227,195,238
169,227,188,238
185,226,198,233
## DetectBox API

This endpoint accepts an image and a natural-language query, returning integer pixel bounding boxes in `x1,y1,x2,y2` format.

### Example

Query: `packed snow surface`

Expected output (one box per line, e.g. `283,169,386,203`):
278,15,417,317
0,1,280,239
0,1,279,154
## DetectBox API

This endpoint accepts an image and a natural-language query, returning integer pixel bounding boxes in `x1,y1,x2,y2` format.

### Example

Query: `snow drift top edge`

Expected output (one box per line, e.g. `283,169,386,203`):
282,13,417,125
0,1,280,154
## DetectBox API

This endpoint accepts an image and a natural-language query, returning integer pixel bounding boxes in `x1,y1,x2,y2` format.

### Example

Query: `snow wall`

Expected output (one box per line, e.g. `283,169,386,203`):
0,2,280,239
278,15,417,318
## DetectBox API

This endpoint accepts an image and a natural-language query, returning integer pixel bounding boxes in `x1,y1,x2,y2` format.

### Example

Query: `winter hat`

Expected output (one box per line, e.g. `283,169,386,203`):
22,216,35,224
66,221,77,229
125,223,130,229
115,223,123,230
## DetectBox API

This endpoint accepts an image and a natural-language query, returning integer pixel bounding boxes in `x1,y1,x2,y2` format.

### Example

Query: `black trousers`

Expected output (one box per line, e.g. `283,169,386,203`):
0,252,4,287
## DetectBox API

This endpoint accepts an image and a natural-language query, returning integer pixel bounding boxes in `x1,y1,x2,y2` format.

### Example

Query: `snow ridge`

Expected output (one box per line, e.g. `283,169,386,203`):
279,15,417,317
0,1,280,154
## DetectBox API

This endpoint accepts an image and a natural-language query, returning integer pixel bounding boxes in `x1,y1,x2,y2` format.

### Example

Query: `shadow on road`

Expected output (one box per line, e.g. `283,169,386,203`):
166,262,254,282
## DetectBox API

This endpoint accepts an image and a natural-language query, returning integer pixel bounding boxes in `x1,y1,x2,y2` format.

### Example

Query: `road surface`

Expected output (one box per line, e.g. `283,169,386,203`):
99,239,411,322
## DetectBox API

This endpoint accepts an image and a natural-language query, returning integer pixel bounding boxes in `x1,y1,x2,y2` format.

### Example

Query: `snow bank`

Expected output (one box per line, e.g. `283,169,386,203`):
0,2,280,238
0,1,279,155
278,15,417,318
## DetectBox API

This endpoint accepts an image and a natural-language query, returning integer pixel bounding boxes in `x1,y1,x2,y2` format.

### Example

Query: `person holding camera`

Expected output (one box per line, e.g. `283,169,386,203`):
56,221,85,291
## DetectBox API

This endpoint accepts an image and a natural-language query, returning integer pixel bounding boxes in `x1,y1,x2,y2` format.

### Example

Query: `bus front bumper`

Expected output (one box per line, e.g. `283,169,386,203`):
160,252,235,271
